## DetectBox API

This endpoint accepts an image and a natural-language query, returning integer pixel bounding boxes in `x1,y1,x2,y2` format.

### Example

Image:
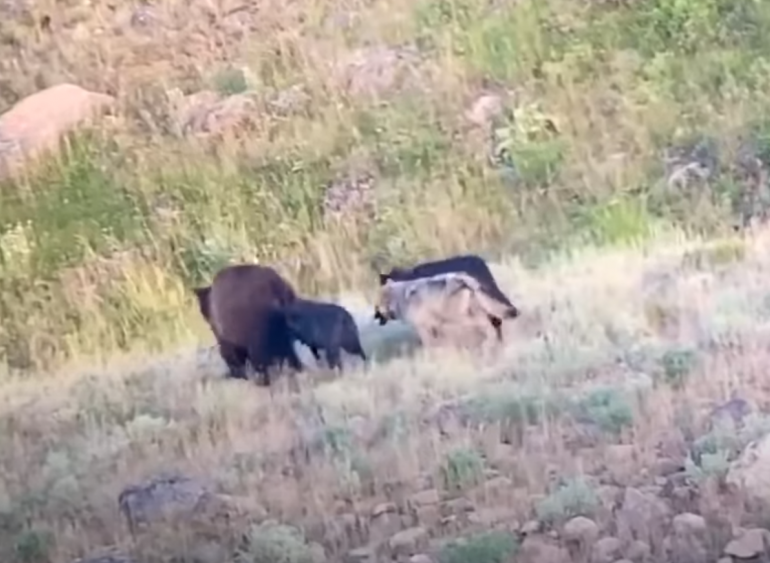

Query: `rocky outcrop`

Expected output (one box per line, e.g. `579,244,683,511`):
0,83,116,181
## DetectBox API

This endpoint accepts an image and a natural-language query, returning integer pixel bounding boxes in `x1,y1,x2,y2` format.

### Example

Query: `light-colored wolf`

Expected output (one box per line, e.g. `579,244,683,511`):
374,271,518,348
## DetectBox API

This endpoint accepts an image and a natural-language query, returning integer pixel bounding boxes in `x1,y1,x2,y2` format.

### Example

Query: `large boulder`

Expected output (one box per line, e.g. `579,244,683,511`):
0,83,116,180
726,432,770,510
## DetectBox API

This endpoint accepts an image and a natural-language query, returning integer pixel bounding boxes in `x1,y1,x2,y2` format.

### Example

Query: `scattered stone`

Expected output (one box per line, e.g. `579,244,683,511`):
624,539,651,562
709,397,752,427
465,93,505,128
117,473,234,534
592,536,623,563
268,83,311,115
410,489,441,507
603,444,640,486
415,505,442,529
443,497,474,515
467,506,518,528
344,546,377,563
331,45,424,99
372,502,397,518
563,515,600,546
188,541,229,563
723,528,770,559
726,433,770,510
616,487,671,547
0,83,116,181
665,512,710,563
521,520,542,535
72,555,135,563
654,457,684,477
389,527,429,557
309,542,327,563
479,476,513,498
177,91,257,137
518,536,570,563
129,5,157,28
370,506,402,545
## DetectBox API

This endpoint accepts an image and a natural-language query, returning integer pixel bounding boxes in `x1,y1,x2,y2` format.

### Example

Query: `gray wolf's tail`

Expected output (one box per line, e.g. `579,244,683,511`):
454,273,520,319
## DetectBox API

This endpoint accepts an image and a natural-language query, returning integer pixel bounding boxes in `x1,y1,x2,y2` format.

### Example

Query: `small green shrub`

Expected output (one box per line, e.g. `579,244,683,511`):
659,347,699,389
236,522,314,563
441,447,485,492
439,531,518,563
572,387,635,436
535,477,600,524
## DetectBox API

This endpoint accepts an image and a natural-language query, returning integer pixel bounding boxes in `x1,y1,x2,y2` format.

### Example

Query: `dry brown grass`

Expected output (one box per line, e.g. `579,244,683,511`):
3,0,770,560
2,224,770,562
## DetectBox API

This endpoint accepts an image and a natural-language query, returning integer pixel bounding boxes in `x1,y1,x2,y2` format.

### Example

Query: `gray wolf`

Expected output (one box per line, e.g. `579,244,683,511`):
281,298,367,370
374,271,516,348
193,264,302,382
375,253,519,340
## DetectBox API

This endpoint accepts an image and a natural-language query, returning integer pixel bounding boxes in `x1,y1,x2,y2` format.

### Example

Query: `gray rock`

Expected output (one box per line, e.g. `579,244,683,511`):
521,520,542,535
518,536,570,563
723,528,770,559
409,489,440,507
332,45,423,99
592,536,623,563
409,555,433,563
344,546,377,563
389,527,429,557
371,502,397,517
616,487,671,547
562,515,600,546
604,444,638,486
117,473,215,533
624,539,651,563
665,512,710,563
465,93,504,128
72,556,135,563
726,433,770,510
709,397,752,426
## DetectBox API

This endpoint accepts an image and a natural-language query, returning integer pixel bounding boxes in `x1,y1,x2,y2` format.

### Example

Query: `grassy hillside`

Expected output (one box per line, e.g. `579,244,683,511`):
2,229,770,563
4,0,770,561
2,0,770,371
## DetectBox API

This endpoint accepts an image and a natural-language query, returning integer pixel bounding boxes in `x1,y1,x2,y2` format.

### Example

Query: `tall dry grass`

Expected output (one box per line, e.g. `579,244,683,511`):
1,0,770,372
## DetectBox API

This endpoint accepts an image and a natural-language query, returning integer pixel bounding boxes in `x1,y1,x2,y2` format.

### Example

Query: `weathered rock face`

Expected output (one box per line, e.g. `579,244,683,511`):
330,45,425,99
615,486,672,554
663,512,711,563
726,432,770,511
0,83,116,181
167,89,257,138
723,527,770,559
72,556,136,563
117,473,245,534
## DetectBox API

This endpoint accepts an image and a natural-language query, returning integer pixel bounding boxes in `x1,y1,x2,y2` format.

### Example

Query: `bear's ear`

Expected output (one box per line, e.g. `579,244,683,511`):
193,286,210,301
193,286,211,317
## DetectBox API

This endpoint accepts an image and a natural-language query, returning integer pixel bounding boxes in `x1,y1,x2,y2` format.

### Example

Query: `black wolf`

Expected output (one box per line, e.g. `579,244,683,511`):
282,298,367,370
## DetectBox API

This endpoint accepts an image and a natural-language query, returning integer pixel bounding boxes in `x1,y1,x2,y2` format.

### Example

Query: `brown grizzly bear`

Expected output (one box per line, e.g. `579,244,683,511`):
193,264,303,382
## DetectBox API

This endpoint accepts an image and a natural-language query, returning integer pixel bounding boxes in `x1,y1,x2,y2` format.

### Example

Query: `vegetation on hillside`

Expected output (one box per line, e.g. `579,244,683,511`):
1,0,770,372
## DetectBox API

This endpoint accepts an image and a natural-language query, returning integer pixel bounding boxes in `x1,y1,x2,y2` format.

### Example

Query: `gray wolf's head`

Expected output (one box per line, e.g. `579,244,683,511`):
373,280,409,325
